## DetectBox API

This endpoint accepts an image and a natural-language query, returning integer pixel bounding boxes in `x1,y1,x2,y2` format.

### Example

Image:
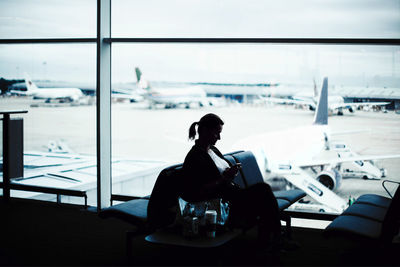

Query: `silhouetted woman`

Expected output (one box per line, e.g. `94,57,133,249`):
181,113,282,249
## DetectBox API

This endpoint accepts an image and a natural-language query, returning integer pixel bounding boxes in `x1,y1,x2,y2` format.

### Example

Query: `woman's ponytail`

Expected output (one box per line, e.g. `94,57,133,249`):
188,122,198,140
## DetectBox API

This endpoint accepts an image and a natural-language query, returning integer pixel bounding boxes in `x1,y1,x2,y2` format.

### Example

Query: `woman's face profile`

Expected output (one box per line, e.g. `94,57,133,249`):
204,124,223,146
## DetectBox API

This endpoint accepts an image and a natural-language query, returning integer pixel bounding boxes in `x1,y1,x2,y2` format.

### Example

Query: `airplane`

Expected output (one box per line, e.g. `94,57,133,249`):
232,77,400,212
135,67,208,109
263,80,389,115
9,74,86,103
291,80,390,115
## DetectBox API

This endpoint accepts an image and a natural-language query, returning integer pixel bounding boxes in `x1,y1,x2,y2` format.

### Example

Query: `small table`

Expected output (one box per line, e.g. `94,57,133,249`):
145,227,241,248
142,227,242,265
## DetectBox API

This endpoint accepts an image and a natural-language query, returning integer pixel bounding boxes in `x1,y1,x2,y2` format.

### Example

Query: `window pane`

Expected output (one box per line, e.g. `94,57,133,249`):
0,44,97,205
112,0,400,38
111,43,400,213
0,0,96,38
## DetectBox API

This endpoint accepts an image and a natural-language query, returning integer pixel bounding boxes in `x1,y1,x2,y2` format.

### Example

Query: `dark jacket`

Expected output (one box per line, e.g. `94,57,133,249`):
181,141,238,202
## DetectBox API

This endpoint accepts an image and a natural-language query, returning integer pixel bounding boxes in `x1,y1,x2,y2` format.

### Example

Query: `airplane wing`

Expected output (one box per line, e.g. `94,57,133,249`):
263,96,315,106
280,166,347,212
295,154,400,168
330,129,370,136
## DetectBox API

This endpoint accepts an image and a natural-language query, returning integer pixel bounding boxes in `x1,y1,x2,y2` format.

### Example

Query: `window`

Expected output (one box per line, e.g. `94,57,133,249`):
1,1,399,216
0,1,97,206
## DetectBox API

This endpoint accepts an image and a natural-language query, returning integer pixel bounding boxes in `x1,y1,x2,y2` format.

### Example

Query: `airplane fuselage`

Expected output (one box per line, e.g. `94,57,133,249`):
22,76,85,102
32,88,83,101
147,87,207,107
327,95,344,105
232,124,329,177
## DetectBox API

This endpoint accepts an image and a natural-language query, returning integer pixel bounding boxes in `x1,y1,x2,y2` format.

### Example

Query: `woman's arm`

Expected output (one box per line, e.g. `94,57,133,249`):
183,157,240,201
182,145,242,201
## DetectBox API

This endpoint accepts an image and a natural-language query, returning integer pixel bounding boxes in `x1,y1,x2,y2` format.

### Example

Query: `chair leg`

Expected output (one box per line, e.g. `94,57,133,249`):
126,225,150,264
126,231,135,260
280,214,292,239
126,229,144,263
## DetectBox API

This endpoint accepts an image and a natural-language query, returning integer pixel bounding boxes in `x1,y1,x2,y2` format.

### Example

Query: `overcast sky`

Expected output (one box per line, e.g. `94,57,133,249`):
0,0,399,86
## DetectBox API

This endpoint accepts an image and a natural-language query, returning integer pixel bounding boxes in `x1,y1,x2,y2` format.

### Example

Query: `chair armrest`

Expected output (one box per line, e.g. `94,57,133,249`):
382,180,400,198
111,194,151,205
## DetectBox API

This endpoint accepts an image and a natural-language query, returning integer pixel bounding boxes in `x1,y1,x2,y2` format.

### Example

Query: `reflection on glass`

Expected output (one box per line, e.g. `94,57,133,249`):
112,0,400,38
0,0,96,38
111,43,400,214
0,44,96,205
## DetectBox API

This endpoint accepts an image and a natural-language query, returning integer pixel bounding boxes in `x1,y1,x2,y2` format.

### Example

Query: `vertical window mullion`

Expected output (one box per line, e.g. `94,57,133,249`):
96,0,111,210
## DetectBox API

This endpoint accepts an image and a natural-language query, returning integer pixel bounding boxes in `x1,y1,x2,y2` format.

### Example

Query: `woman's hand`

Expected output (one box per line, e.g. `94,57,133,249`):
222,163,242,181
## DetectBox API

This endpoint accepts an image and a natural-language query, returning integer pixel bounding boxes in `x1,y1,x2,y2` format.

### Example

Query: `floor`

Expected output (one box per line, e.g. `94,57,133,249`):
0,198,398,266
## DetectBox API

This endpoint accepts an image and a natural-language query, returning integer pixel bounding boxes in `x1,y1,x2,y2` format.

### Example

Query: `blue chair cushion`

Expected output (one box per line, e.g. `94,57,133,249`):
232,151,264,187
355,194,391,209
224,155,246,189
277,199,291,211
324,215,382,240
342,203,387,222
274,189,306,203
99,198,149,226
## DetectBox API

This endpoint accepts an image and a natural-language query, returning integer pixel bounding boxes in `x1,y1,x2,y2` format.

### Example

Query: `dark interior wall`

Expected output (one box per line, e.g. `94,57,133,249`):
1,198,398,266
0,198,135,265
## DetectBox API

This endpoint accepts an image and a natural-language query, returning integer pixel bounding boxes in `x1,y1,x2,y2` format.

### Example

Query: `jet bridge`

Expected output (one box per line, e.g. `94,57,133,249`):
276,166,348,213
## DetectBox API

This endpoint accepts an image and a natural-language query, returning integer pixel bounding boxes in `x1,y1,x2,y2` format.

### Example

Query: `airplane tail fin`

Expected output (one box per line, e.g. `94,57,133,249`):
135,67,150,90
24,73,38,92
313,77,328,125
135,67,142,83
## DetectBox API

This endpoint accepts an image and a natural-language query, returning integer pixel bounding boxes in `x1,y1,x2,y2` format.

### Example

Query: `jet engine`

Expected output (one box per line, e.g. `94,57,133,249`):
316,169,342,191
70,95,80,102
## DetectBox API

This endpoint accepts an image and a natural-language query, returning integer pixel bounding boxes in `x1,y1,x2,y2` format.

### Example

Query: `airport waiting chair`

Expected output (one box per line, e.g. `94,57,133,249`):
146,164,183,231
324,180,400,244
227,151,306,211
230,151,306,237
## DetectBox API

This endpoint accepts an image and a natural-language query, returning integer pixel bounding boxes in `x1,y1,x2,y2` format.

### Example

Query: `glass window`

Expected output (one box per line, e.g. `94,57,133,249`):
2,0,399,215
111,43,400,213
112,0,400,38
0,0,96,38
0,44,97,205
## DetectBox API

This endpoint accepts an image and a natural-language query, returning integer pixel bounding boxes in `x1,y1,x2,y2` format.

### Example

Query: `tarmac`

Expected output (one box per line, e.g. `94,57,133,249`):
1,95,400,203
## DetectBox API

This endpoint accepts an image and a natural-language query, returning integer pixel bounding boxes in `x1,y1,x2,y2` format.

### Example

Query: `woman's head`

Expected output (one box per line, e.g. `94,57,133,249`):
188,113,224,145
